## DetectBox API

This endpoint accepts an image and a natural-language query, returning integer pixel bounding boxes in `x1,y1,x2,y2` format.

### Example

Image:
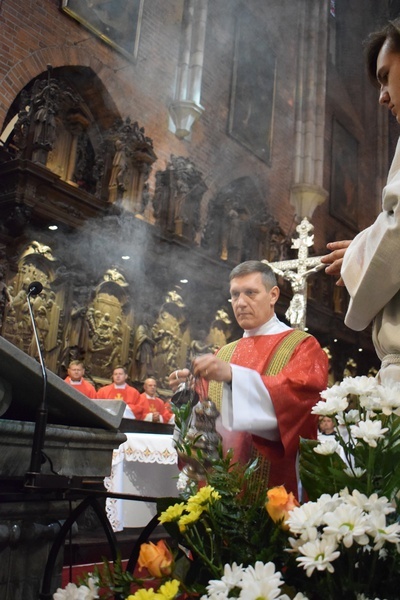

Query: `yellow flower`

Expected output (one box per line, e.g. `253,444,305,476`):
126,589,156,600
178,505,204,531
154,579,180,600
158,502,186,524
138,540,173,578
188,485,221,506
265,486,299,530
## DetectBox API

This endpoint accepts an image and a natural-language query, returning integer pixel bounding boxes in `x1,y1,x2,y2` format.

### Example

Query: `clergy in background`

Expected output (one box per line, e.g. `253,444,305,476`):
96,365,146,418
64,359,97,399
171,260,328,499
139,377,175,423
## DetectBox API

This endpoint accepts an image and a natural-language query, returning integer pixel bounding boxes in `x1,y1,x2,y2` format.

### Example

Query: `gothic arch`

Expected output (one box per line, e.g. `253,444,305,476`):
0,45,124,126
1,64,156,210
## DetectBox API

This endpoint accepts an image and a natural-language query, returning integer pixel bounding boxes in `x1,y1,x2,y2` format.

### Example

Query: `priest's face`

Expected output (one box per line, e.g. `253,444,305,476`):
144,378,157,397
68,363,84,382
112,368,127,385
230,272,279,330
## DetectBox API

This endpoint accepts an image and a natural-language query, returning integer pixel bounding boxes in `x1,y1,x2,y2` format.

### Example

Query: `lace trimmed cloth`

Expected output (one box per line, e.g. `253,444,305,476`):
105,433,178,531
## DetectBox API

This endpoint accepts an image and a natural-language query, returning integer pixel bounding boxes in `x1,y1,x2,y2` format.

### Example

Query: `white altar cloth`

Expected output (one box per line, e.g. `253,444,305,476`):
105,433,179,532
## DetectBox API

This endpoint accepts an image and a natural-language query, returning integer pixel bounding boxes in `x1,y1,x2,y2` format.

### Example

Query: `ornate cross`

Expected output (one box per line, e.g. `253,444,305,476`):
262,217,324,331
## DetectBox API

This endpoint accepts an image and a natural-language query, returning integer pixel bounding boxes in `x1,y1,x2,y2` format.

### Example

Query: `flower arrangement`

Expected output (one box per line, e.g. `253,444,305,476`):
54,376,400,600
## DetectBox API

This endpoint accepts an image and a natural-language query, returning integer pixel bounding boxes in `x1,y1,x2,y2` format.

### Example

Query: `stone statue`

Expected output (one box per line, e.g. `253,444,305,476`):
108,138,128,204
0,271,11,332
153,155,207,239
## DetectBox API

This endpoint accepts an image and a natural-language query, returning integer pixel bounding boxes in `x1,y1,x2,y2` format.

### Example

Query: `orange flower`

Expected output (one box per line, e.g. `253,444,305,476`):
138,540,173,578
265,486,299,530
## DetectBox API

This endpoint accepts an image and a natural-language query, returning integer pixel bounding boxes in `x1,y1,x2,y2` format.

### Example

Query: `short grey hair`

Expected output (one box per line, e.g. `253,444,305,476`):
229,260,277,290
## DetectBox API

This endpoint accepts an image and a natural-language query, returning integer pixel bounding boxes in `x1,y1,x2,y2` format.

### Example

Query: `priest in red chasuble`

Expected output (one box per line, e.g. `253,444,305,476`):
96,365,146,417
139,377,175,423
170,261,328,499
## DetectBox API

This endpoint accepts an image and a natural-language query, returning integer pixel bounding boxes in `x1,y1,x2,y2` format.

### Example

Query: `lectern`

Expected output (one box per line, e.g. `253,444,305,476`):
0,336,126,600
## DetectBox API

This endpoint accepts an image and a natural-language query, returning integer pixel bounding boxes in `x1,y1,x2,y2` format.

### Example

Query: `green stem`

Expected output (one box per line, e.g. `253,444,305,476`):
366,444,375,496
183,523,222,578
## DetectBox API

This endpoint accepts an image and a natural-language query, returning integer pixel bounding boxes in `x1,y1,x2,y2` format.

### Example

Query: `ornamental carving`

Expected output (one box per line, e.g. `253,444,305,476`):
153,155,207,240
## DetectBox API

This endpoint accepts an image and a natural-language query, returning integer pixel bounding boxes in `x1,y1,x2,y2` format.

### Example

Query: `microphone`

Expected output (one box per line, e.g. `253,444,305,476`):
25,280,48,486
28,281,43,297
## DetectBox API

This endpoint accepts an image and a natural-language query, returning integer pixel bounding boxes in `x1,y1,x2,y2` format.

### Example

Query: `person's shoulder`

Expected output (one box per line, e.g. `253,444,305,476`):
97,383,112,392
127,384,140,396
83,378,96,388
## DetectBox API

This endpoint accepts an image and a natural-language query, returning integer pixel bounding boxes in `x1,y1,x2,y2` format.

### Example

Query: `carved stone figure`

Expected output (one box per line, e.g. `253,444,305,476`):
108,138,128,204
130,322,155,383
0,271,11,332
152,291,189,388
106,117,157,212
202,177,267,262
153,155,207,239
29,305,50,357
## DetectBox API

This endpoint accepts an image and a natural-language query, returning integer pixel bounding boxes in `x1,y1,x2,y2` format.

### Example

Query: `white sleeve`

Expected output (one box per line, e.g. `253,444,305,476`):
342,143,400,331
220,364,280,441
143,413,164,423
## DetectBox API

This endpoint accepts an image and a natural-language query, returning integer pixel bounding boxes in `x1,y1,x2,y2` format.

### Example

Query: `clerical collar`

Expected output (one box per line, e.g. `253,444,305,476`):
69,379,83,385
243,314,291,337
114,384,127,389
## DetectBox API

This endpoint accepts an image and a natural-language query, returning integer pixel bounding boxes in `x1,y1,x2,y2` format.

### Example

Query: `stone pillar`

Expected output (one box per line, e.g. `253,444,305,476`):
169,0,208,138
290,0,330,219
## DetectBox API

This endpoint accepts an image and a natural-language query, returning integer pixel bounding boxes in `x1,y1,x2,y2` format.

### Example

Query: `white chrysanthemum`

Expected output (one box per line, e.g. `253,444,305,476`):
296,536,340,577
337,409,360,425
323,504,369,548
201,591,229,600
292,594,310,600
286,502,324,540
205,562,244,596
367,512,400,550
358,393,384,412
319,384,345,400
356,596,388,600
340,375,378,396
375,384,400,415
241,561,283,586
53,581,98,600
314,439,341,455
350,419,389,447
343,466,366,478
347,490,394,516
84,577,99,600
238,576,284,600
312,394,349,416
315,493,341,512
340,488,368,508
176,471,190,491
200,591,229,600
287,536,305,552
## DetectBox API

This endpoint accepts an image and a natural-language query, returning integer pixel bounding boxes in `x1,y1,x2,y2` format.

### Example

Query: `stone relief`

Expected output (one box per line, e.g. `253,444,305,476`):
201,176,288,264
153,155,207,240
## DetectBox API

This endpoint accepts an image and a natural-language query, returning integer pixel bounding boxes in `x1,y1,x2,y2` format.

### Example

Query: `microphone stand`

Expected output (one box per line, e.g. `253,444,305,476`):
24,285,49,488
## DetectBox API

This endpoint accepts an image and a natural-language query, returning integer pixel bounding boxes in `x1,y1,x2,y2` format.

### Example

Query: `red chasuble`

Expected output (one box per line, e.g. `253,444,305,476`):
212,330,328,498
139,393,174,422
64,377,97,399
96,383,146,418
